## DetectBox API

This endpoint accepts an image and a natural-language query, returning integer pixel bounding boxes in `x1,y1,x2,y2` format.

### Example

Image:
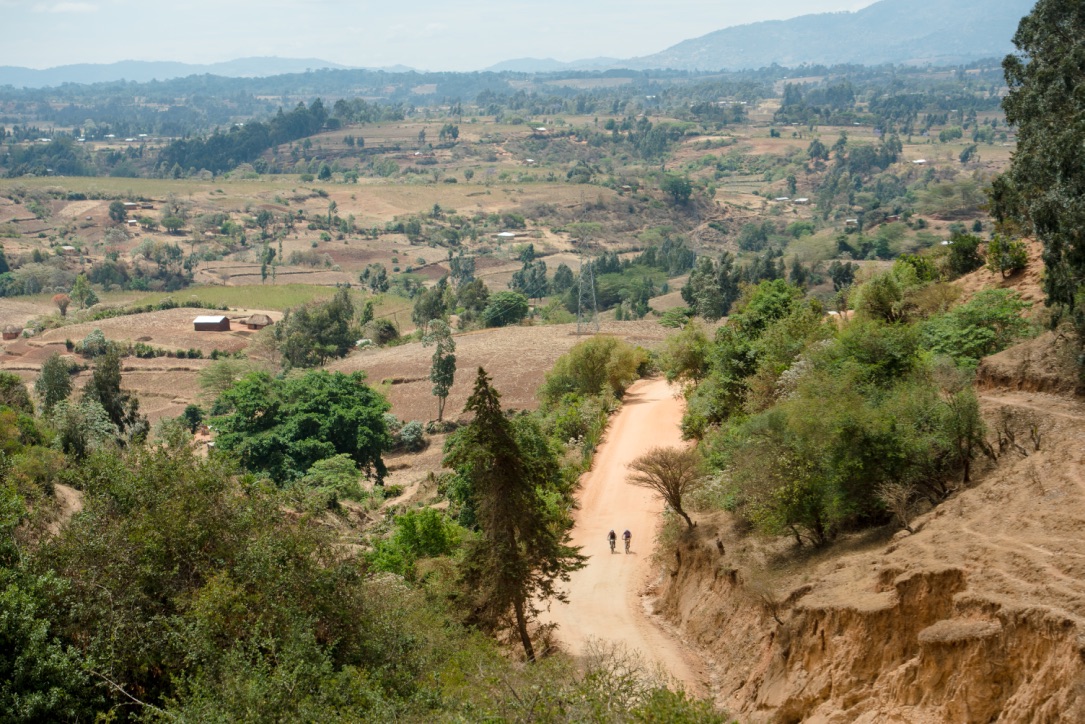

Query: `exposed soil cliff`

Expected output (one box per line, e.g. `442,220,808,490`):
653,334,1085,722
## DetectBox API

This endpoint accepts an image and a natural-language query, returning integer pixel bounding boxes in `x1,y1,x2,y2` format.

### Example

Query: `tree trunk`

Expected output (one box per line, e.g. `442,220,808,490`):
513,597,535,663
437,396,445,423
678,506,694,530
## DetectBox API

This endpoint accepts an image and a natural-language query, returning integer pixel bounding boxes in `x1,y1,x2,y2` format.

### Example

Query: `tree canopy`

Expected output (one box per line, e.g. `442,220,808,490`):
212,370,390,483
996,0,1085,322
443,368,584,661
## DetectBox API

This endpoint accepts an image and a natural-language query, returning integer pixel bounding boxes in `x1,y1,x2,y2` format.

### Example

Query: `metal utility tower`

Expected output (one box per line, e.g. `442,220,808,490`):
576,250,599,337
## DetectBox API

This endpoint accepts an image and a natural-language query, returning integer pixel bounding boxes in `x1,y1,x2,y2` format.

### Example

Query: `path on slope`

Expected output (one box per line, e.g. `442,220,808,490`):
540,377,704,693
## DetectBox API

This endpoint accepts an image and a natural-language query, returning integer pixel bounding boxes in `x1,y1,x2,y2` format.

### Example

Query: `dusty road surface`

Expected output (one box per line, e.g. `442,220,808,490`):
540,377,705,693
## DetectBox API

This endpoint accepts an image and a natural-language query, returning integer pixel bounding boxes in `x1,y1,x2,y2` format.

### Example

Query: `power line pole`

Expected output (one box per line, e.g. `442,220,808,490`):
576,249,599,338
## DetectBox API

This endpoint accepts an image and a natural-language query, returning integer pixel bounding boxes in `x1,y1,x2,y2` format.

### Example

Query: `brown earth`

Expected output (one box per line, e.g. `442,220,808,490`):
649,331,1085,722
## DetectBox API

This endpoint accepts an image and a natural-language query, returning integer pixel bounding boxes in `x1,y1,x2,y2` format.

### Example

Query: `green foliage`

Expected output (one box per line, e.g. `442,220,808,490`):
0,373,32,414
81,347,146,441
946,232,986,277
541,336,647,406
274,287,358,368
212,370,390,484
296,453,365,502
714,353,975,545
660,173,693,204
68,274,97,310
34,354,71,415
922,289,1032,367
181,404,204,432
481,290,529,328
369,508,463,579
659,322,711,386
423,321,456,423
681,253,740,321
0,570,99,720
443,369,585,661
998,0,1085,314
985,235,1029,278
398,421,426,452
49,399,117,459
79,328,109,357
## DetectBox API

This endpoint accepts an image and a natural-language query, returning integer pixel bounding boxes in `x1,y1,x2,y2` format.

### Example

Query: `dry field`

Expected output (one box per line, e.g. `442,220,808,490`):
34,307,273,354
329,319,674,423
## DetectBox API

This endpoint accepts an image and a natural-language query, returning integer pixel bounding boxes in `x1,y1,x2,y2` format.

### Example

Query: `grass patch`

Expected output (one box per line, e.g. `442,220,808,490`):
138,284,339,311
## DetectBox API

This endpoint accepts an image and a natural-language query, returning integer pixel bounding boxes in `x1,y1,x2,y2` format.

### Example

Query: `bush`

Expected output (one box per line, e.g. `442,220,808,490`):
541,337,648,405
946,232,985,277
986,236,1029,278
398,420,425,452
481,291,529,327
79,329,110,357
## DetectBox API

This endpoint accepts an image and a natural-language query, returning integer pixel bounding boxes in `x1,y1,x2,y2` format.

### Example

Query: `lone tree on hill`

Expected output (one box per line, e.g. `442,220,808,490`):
423,320,456,422
443,368,584,662
35,352,72,414
627,446,706,530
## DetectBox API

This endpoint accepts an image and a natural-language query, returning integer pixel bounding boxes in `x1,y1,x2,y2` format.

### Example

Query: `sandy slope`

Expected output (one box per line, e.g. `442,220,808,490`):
540,377,706,693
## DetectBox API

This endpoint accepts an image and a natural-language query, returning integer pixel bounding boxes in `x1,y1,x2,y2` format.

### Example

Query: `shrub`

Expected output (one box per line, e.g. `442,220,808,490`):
541,337,647,405
986,236,1029,278
398,420,425,452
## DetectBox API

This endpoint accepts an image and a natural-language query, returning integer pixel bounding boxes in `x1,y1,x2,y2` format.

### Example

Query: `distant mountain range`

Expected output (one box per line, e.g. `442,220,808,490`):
0,57,384,88
0,0,1036,88
490,0,1036,73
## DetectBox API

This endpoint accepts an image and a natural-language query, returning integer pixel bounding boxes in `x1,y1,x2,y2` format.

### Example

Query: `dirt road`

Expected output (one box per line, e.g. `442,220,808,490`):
540,377,704,692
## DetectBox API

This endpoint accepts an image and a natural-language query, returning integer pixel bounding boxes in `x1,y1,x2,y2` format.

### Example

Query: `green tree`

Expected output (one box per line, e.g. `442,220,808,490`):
996,0,1085,318
275,287,358,368
423,320,456,422
946,232,985,277
0,570,99,720
412,279,450,335
35,354,72,414
81,348,146,441
481,291,529,328
50,399,118,459
660,174,693,205
161,215,184,234
986,235,1029,279
69,274,97,310
443,369,584,661
108,200,127,224
0,372,32,414
212,370,390,483
540,336,645,405
681,253,740,320
360,263,389,293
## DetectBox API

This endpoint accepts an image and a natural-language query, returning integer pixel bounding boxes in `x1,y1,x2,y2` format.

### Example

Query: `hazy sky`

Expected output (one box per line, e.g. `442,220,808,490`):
1,0,878,70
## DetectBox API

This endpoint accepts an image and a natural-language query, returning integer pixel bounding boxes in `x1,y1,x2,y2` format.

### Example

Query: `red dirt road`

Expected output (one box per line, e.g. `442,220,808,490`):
540,377,705,693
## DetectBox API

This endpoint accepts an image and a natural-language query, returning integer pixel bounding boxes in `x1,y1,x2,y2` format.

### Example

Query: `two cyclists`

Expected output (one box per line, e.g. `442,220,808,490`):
607,529,632,554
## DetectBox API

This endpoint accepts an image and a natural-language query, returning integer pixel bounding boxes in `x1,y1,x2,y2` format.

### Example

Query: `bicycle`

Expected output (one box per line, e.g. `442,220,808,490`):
608,532,616,554
622,530,631,554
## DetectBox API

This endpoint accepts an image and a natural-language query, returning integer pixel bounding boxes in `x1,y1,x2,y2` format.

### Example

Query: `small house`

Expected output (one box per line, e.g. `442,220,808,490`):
2,325,22,341
193,315,231,332
122,202,140,210
793,197,810,205
59,245,78,255
246,314,273,330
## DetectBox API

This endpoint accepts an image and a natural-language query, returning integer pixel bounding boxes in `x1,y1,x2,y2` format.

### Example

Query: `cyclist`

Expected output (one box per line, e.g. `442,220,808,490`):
608,529,617,553
622,529,632,554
